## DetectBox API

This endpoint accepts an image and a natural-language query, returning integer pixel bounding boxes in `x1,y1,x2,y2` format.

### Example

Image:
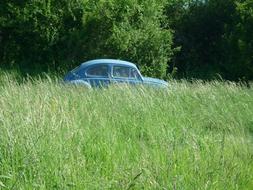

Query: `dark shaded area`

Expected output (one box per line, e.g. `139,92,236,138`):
166,0,253,81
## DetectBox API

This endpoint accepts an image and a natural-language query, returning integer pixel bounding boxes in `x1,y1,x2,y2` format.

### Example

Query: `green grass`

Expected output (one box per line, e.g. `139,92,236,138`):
0,73,253,189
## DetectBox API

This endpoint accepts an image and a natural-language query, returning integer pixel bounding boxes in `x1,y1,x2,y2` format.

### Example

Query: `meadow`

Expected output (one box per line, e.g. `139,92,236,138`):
0,72,252,189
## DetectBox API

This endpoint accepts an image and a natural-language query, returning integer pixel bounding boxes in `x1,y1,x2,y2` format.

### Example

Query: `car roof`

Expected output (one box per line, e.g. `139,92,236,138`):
79,59,137,69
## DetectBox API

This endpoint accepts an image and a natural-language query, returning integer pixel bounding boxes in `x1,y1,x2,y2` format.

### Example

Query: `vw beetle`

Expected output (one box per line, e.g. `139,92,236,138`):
64,59,168,88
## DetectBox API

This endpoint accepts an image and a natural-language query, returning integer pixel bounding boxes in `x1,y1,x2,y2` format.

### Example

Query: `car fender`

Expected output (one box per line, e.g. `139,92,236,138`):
69,80,92,88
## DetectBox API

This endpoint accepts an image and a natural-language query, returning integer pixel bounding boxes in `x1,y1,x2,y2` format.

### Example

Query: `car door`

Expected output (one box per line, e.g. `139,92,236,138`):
84,64,111,87
112,65,142,86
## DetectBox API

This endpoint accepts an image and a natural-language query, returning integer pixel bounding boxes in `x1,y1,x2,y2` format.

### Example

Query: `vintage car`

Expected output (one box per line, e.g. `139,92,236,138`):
64,59,168,88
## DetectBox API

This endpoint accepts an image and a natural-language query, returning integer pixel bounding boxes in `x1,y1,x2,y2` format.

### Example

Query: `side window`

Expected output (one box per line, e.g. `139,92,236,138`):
86,65,109,78
113,66,130,78
129,68,141,79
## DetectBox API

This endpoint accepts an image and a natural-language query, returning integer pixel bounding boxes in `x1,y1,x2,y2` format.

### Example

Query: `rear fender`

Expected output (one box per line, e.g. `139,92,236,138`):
69,80,91,88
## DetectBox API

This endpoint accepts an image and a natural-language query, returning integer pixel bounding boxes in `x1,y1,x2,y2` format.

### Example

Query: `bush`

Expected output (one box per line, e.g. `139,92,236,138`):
0,0,173,78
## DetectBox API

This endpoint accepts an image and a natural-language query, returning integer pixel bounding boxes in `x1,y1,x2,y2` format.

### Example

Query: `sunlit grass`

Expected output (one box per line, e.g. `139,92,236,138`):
0,73,252,189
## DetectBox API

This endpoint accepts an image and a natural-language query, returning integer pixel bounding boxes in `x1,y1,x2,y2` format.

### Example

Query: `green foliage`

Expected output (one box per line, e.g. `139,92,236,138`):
225,0,253,80
0,0,253,80
167,0,253,80
0,75,252,189
76,0,174,78
0,0,83,68
0,0,173,78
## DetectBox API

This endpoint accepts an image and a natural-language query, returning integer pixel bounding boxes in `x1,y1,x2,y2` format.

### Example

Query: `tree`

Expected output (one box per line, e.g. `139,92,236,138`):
166,0,253,80
68,0,174,78
222,0,253,80
0,0,174,78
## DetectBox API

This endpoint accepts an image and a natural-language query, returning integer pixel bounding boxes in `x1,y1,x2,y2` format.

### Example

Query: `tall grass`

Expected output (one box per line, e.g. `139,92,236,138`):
0,73,252,189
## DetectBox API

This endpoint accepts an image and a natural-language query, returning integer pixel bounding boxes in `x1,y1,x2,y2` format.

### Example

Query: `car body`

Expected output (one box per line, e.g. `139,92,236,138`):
64,59,168,88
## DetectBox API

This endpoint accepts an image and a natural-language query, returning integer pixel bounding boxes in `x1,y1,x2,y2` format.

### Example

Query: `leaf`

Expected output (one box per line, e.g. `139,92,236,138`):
0,181,6,188
0,175,11,179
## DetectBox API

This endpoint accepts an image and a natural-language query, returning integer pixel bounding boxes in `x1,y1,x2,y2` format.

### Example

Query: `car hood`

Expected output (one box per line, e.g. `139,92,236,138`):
142,77,168,87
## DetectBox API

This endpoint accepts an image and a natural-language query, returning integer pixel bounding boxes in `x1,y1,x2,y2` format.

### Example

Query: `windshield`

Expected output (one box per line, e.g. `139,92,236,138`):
71,66,80,73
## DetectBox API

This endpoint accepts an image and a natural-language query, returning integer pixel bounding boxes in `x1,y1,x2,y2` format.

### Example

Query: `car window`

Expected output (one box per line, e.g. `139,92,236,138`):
86,65,109,77
113,66,141,79
129,68,141,79
113,66,130,78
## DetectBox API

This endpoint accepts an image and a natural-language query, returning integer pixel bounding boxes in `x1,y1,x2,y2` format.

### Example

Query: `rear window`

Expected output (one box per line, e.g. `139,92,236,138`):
113,66,130,78
86,65,109,77
113,66,141,79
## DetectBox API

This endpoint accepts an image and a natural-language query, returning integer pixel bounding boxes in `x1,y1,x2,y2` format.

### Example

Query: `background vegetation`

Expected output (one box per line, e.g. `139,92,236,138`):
0,0,252,80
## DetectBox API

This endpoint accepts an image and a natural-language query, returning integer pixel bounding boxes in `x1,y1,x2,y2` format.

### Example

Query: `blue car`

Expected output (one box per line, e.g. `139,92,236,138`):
64,59,168,88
